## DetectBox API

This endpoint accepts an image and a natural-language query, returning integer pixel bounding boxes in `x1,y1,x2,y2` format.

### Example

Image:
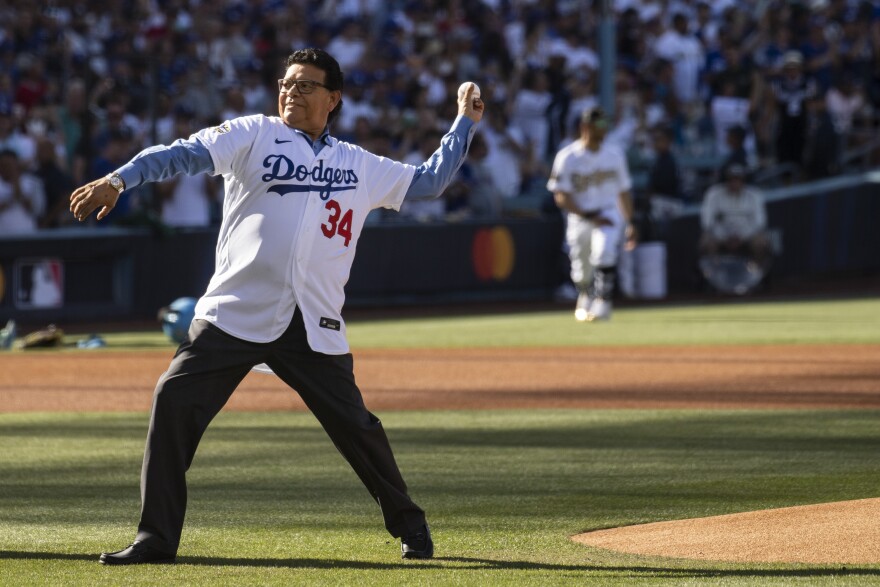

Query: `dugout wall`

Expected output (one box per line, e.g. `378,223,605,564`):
0,219,565,325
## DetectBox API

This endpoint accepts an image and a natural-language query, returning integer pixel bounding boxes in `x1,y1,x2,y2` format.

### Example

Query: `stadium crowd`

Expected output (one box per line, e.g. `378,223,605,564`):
1,0,879,232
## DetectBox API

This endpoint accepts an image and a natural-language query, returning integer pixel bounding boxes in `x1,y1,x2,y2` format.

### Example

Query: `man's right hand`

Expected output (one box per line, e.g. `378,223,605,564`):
69,177,120,222
457,83,484,124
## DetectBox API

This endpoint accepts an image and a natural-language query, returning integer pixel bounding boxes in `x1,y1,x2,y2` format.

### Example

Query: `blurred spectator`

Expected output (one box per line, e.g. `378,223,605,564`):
616,7,644,70
693,1,719,49
646,124,684,234
551,29,599,78
565,74,599,140
605,78,641,153
336,81,379,138
803,93,840,180
0,72,14,115
399,129,446,222
481,108,527,200
327,20,368,72
836,10,874,83
0,148,45,234
177,63,225,123
90,129,138,224
241,63,273,115
768,51,818,175
153,95,179,147
509,69,553,165
105,93,144,146
653,12,704,109
752,12,795,73
456,132,502,218
0,104,37,169
800,20,835,92
709,78,752,159
72,89,141,185
515,19,555,71
699,164,770,267
220,85,249,121
717,125,751,182
34,138,75,229
825,73,867,151
157,112,219,228
53,78,88,171
13,54,49,114
545,52,570,159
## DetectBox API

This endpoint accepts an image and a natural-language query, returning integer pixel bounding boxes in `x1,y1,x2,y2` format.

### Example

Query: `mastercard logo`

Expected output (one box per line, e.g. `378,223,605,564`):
472,226,515,282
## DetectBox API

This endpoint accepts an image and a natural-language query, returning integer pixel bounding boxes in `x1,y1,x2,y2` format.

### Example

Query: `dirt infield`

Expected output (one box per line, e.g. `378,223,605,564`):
2,343,879,564
1,344,879,412
574,498,880,564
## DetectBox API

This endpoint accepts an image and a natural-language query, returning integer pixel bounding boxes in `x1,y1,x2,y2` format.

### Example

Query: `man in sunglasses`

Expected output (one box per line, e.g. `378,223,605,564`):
70,47,484,565
548,107,635,322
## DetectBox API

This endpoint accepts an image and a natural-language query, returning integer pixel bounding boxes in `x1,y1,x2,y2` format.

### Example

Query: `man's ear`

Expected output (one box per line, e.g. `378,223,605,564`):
328,90,342,113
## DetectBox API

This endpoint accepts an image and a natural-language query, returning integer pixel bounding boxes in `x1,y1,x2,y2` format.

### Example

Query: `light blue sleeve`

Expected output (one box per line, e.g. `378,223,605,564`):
405,115,477,200
114,136,215,191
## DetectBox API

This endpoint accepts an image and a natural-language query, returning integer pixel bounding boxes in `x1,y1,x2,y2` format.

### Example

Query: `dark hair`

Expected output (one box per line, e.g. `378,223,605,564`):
581,106,609,127
285,48,344,124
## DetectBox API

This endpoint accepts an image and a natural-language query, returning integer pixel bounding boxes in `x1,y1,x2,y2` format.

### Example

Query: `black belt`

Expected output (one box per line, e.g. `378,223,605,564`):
579,209,603,220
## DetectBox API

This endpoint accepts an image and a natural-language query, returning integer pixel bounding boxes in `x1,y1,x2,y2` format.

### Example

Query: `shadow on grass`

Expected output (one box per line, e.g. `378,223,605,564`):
2,550,878,578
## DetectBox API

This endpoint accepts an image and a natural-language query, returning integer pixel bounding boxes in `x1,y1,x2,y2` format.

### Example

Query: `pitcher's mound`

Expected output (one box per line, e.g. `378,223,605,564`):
574,498,880,564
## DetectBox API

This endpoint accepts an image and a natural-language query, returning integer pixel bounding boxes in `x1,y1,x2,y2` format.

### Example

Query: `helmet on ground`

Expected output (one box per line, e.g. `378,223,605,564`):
159,297,197,343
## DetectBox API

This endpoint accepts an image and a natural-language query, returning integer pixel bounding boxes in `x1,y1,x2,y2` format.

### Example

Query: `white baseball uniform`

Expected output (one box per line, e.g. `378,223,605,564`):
547,140,632,287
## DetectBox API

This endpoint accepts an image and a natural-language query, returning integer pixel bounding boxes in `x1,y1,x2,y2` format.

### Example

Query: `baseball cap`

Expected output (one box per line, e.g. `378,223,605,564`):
726,163,747,178
581,106,609,129
782,50,803,68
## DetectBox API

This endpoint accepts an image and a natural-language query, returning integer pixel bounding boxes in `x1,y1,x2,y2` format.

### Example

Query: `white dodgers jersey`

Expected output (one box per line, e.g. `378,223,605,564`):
193,115,415,354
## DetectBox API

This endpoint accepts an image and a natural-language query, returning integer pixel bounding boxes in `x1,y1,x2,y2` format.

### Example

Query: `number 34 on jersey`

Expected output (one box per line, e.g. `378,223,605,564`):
321,199,353,247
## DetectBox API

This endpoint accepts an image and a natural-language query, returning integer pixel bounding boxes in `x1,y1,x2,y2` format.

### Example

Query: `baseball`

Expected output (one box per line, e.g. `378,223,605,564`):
458,82,481,102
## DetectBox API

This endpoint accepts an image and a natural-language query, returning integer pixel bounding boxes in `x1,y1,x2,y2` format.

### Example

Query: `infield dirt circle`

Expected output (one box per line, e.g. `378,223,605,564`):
2,343,879,564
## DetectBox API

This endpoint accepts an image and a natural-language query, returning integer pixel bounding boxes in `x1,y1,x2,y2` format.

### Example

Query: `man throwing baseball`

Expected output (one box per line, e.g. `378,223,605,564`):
548,107,634,322
70,48,483,565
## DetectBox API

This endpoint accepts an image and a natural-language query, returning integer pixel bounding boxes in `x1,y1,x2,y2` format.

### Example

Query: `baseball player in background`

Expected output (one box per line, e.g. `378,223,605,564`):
69,48,483,565
547,107,635,322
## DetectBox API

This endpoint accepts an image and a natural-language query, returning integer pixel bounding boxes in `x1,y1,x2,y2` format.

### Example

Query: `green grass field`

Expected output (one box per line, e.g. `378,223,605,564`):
74,296,880,349
2,297,879,585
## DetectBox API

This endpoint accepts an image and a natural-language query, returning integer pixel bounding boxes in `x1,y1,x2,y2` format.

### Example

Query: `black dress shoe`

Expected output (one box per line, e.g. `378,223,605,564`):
99,541,176,565
401,524,433,559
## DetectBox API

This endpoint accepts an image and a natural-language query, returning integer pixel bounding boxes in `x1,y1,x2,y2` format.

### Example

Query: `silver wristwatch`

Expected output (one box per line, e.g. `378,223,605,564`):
106,173,126,194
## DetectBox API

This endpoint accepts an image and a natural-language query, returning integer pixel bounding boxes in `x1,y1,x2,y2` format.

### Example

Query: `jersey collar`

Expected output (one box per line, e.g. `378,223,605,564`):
293,126,337,154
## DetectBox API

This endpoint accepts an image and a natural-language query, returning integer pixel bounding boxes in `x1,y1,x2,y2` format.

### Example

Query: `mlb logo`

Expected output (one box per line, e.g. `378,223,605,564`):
15,258,64,309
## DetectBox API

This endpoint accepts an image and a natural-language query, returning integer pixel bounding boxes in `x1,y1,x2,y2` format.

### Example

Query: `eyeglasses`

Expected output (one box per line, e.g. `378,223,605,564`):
277,78,329,94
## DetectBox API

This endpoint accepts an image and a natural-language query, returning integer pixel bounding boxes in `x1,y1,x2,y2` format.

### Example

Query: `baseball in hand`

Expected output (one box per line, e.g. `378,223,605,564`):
458,82,481,102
